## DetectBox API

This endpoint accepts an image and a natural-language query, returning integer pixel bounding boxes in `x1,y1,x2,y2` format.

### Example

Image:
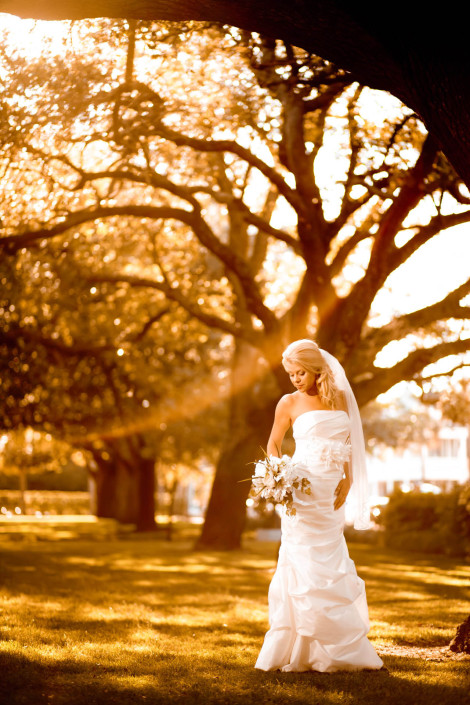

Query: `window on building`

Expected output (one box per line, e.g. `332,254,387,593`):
428,438,460,458
378,481,388,496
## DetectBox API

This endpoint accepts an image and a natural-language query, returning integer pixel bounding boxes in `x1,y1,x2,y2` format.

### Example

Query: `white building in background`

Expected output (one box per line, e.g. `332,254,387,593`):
367,423,469,499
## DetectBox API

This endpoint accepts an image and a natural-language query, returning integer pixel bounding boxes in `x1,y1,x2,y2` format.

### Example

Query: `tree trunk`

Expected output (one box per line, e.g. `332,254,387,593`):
93,456,116,518
93,442,157,530
196,341,280,550
136,457,157,531
449,616,470,654
18,468,28,515
195,395,276,549
94,455,138,524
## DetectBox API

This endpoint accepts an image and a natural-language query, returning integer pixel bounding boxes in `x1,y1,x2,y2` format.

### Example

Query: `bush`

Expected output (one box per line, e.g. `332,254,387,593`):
0,465,88,491
343,525,379,545
0,490,91,515
378,485,470,557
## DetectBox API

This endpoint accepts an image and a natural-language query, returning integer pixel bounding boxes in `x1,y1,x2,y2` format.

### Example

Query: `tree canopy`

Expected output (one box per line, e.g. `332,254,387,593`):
1,23,468,397
1,1,470,190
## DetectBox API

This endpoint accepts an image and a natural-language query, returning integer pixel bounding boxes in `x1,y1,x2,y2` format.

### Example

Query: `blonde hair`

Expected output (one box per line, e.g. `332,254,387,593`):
282,339,339,409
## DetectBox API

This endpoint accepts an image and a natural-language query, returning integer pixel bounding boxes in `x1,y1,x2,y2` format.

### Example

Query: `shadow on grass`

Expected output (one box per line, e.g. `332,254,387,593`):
0,540,272,609
1,538,469,705
1,648,469,705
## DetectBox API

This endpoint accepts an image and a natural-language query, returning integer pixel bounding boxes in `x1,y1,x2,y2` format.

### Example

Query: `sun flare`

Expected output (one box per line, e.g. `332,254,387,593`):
1,13,71,58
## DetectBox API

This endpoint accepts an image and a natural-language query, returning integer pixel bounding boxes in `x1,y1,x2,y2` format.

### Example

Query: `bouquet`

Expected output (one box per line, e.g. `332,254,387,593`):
250,454,311,517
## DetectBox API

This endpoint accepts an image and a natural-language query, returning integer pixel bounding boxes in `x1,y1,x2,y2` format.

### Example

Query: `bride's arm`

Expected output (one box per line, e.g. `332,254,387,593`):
334,459,352,510
266,395,292,458
334,394,353,508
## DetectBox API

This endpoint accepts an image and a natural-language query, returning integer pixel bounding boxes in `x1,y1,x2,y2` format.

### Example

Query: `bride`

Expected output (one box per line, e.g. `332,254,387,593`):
255,339,384,673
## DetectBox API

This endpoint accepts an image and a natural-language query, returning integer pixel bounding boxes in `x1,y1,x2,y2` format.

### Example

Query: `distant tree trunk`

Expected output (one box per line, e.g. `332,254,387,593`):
91,439,157,531
94,454,139,524
18,468,28,515
137,457,157,531
93,456,116,519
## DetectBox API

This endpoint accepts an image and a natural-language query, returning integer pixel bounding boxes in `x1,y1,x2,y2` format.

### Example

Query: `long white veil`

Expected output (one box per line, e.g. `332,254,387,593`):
320,349,371,530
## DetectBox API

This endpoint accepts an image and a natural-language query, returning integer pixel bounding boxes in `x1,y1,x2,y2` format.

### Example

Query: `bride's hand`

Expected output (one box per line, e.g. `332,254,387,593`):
334,477,351,510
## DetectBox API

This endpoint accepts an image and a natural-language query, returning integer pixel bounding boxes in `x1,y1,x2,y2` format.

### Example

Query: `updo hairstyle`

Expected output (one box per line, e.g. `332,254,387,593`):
282,339,339,409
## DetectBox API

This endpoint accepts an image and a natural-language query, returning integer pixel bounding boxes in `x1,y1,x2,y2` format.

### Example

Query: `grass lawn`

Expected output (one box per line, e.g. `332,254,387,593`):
0,528,468,705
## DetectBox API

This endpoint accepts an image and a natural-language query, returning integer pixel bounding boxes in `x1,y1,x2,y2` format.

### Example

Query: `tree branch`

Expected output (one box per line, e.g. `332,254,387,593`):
302,80,351,112
128,307,172,343
357,277,470,365
418,361,470,382
390,209,470,269
0,202,277,331
0,326,116,356
329,227,373,277
335,134,440,348
34,159,302,254
370,133,439,264
86,271,263,345
354,338,470,406
332,85,372,234
234,201,301,254
153,124,304,215
0,205,192,250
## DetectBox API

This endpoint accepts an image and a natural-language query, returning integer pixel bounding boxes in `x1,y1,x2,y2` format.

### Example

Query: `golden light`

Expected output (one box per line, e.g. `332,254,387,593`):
0,13,70,57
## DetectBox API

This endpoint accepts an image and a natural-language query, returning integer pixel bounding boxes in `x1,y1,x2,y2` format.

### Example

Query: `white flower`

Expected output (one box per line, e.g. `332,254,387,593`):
254,462,266,477
264,473,276,489
249,453,312,517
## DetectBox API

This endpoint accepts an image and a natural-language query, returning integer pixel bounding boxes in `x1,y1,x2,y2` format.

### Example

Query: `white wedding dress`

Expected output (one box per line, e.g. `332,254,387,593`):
255,410,383,672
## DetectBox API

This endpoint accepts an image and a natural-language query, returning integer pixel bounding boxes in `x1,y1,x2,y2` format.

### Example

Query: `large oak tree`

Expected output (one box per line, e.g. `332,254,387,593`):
1,23,469,548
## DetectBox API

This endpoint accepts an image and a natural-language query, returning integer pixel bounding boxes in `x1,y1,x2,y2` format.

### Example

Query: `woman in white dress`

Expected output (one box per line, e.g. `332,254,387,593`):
255,339,384,673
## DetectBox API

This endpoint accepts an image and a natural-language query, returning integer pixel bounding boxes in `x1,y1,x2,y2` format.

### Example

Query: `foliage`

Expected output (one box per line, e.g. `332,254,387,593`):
0,22,233,528
0,428,81,477
378,487,470,557
362,398,440,451
1,21,469,401
0,464,88,491
0,219,226,524
440,379,470,426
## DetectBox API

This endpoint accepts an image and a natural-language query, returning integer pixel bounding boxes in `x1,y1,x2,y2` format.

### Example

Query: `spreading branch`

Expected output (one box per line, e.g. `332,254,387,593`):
356,277,470,368
355,338,470,405
86,271,264,345
0,203,278,331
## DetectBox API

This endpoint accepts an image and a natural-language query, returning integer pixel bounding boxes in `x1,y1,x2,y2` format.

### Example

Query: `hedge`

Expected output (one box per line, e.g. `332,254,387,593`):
377,485,470,557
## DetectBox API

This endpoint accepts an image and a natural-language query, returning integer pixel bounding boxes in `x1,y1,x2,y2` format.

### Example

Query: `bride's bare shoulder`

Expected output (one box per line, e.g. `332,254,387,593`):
276,392,297,416
278,392,297,405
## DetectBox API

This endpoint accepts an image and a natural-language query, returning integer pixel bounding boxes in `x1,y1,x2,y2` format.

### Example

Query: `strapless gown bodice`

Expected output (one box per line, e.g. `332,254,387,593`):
255,410,383,673
292,410,350,473
293,408,350,442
